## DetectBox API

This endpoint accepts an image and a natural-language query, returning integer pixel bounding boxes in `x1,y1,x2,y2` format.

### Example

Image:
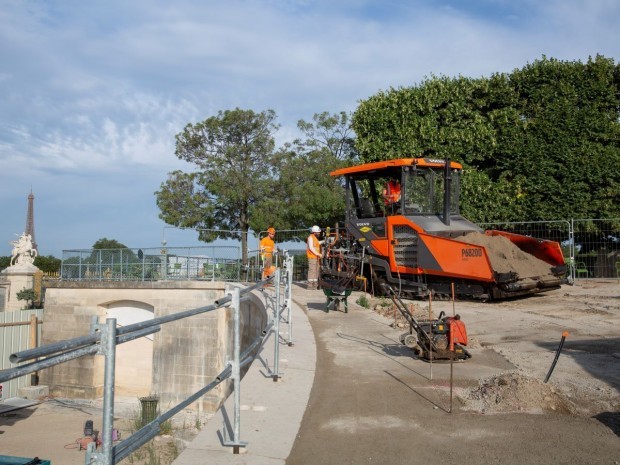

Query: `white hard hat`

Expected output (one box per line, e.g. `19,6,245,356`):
311,225,321,233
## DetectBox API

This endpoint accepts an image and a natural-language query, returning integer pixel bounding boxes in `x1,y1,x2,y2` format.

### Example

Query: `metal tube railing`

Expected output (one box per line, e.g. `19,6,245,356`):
1,256,294,465
269,268,282,381
222,288,248,453
0,326,160,383
286,254,294,346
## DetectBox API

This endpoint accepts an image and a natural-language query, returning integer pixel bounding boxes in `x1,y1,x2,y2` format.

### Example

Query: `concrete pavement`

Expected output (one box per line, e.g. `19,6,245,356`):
172,284,318,465
174,283,620,465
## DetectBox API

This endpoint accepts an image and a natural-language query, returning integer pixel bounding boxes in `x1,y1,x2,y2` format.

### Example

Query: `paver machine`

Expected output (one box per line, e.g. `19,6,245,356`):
319,157,567,301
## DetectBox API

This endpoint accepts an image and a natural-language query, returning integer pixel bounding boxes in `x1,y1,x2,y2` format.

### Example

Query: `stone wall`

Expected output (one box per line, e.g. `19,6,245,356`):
39,281,268,413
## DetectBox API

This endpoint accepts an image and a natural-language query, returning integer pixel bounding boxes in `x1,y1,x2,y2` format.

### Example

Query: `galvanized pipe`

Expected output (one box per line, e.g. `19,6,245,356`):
0,326,160,384
272,268,282,381
114,364,233,462
10,332,100,363
0,344,98,383
286,255,294,345
101,318,117,465
231,288,244,449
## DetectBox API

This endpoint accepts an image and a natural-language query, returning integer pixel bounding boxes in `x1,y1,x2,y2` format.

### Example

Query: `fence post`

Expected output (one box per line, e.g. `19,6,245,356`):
29,314,39,386
271,268,282,382
89,318,117,465
568,218,577,284
223,287,247,453
286,254,294,346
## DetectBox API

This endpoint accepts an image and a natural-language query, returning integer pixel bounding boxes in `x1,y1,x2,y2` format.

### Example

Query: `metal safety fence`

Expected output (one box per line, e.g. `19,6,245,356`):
271,219,620,282
58,219,620,286
480,218,620,281
61,246,241,282
571,219,620,280
0,254,296,464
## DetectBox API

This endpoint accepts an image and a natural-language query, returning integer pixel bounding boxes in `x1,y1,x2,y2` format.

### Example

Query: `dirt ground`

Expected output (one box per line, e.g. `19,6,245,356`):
0,396,206,464
284,279,619,465
368,279,620,425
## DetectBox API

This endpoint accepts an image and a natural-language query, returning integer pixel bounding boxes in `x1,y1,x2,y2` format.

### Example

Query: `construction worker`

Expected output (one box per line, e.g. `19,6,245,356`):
382,177,401,206
260,227,276,280
307,225,322,290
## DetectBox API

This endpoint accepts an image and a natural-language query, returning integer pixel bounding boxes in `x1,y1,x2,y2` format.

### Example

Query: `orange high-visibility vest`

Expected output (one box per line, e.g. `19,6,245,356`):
306,234,321,259
260,236,275,257
383,180,401,205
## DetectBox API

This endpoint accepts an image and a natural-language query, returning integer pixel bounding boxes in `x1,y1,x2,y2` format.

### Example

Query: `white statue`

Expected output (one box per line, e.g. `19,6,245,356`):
10,232,38,266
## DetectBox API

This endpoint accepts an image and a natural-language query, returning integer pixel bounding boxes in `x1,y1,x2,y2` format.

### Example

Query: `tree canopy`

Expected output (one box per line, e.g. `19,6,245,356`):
156,109,351,261
156,108,279,263
253,112,352,232
92,238,129,249
352,55,620,225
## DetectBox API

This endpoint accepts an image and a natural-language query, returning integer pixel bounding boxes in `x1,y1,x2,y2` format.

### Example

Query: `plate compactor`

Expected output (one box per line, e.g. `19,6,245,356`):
383,283,471,362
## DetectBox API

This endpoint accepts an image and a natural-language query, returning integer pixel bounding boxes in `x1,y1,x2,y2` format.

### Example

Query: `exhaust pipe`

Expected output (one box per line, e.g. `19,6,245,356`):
443,155,451,226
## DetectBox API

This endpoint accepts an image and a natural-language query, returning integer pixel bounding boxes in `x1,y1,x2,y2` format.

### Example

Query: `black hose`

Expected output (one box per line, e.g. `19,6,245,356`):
544,331,569,383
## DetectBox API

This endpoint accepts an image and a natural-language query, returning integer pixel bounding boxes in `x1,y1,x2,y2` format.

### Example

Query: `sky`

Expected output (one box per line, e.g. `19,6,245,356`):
1,0,618,258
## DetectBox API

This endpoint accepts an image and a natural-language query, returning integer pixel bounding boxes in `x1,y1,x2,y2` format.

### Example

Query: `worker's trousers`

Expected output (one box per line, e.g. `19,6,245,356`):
308,257,320,289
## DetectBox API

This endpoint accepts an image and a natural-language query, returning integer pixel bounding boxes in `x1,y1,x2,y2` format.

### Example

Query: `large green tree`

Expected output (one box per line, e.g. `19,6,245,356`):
352,55,620,226
156,108,279,264
497,55,620,222
294,111,358,162
251,112,352,233
93,238,129,249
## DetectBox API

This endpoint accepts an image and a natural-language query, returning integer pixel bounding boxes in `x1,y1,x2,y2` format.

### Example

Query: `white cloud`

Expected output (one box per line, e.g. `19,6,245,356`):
0,0,618,256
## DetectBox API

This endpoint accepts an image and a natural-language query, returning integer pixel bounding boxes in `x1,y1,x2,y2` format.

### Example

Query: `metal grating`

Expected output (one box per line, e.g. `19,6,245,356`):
393,225,418,268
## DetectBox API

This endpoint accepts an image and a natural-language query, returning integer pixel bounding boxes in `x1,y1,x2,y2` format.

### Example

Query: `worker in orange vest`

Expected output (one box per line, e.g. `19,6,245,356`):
307,225,322,290
260,227,276,280
382,177,401,205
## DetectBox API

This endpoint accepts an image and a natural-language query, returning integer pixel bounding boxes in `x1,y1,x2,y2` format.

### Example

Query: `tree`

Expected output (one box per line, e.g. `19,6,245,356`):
352,56,620,226
294,111,358,162
497,55,620,223
93,238,129,249
156,108,279,264
250,112,353,233
352,75,500,165
263,149,346,230
0,256,10,271
34,255,61,273
16,287,37,309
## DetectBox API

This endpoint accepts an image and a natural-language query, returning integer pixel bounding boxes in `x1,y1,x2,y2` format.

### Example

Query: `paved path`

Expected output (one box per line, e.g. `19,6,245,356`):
176,284,620,465
173,285,317,465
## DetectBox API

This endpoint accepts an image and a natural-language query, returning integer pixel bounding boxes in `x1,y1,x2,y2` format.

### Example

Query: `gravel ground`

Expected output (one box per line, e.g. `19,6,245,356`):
367,279,619,422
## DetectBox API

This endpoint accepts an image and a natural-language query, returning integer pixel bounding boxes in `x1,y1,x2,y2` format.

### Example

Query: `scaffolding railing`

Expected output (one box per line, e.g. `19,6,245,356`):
0,253,296,464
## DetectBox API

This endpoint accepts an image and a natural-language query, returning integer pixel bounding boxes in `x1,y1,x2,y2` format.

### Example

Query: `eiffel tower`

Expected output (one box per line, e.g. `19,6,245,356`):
24,189,38,252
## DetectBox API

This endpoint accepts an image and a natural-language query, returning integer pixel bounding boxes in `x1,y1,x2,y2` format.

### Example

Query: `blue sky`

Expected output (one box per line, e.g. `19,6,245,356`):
1,0,618,257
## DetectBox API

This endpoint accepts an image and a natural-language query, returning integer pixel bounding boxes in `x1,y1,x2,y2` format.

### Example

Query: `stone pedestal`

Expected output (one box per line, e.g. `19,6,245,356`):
0,263,40,312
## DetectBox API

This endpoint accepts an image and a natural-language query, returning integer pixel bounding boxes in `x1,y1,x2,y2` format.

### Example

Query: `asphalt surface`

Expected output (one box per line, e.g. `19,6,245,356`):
174,283,620,465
